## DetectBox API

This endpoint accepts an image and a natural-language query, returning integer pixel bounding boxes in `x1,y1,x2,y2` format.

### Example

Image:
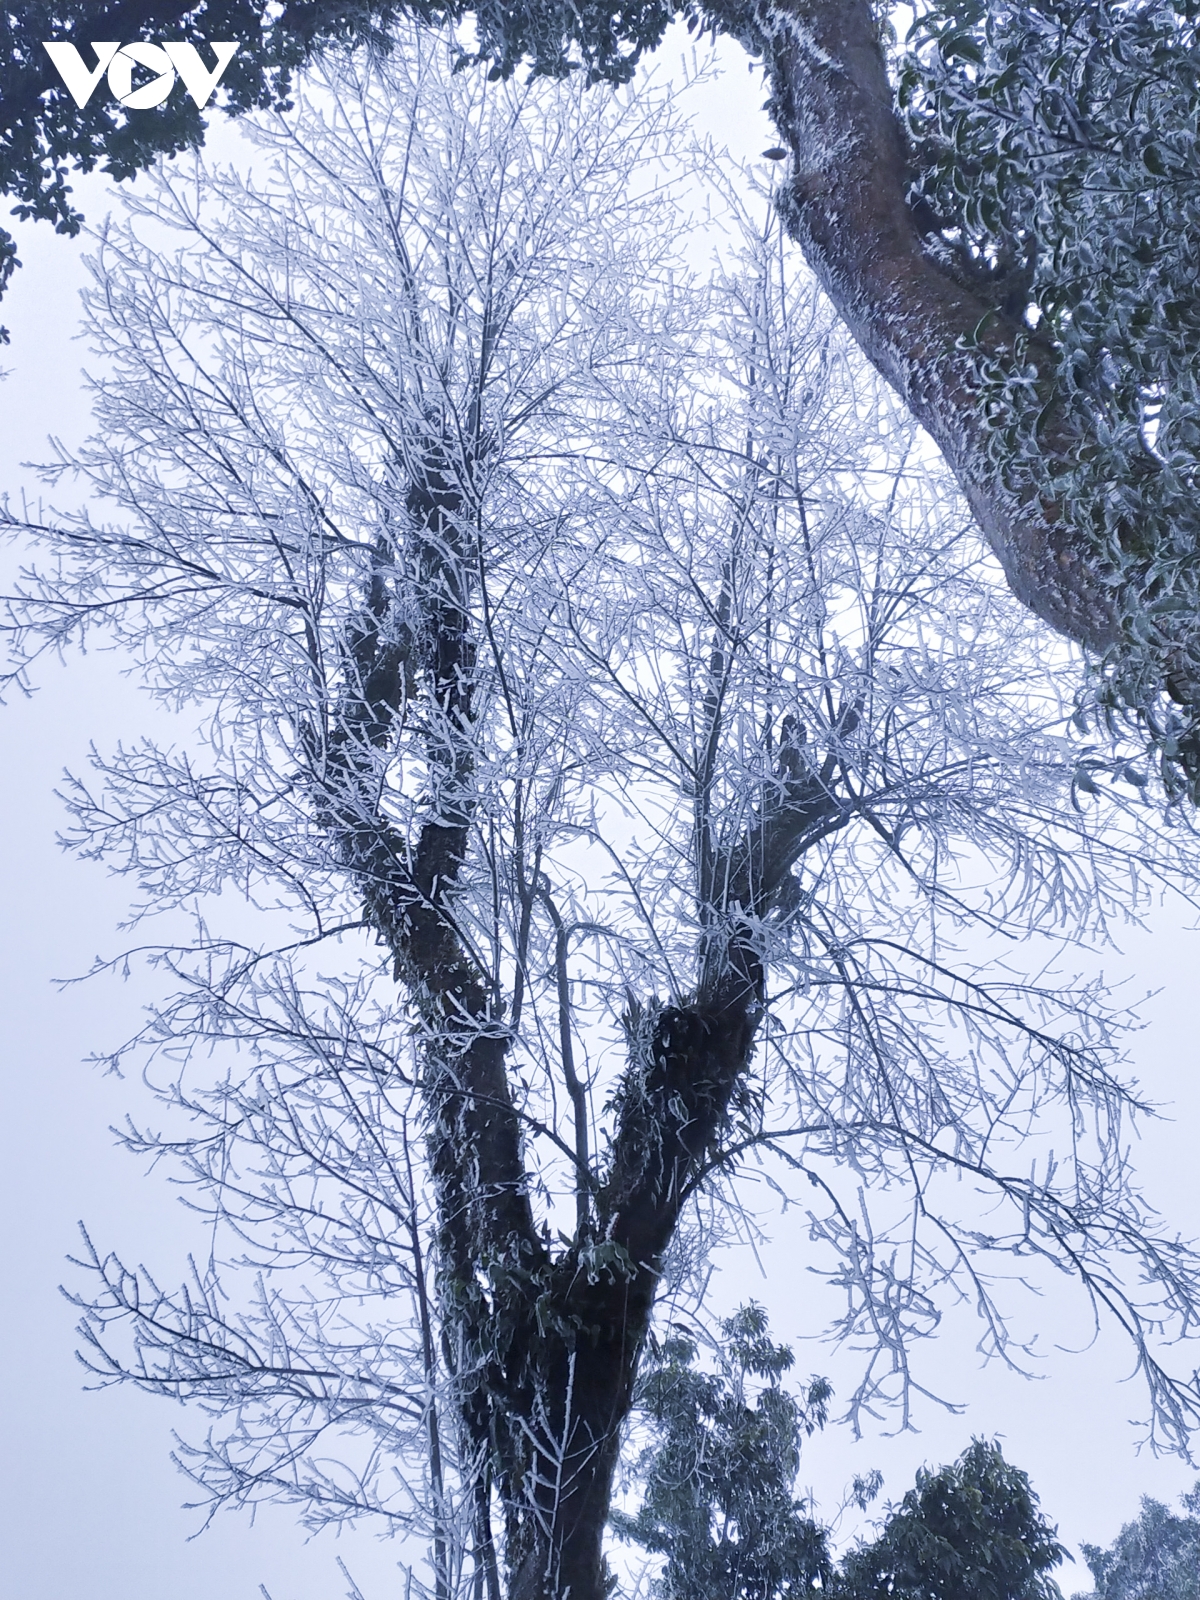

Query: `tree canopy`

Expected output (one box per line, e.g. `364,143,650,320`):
0,0,675,307
836,1440,1066,1600
8,3,1200,785
612,1305,834,1599
1076,1483,1200,1600
616,1314,1067,1600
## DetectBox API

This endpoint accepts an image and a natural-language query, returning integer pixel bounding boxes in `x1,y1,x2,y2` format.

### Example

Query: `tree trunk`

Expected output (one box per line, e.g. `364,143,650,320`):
736,0,1122,654
496,979,765,1600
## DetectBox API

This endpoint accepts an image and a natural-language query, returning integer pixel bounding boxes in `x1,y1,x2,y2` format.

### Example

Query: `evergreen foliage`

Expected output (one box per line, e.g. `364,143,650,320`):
1076,1482,1200,1600
618,1306,1067,1600
612,1305,833,1599
837,1439,1066,1600
901,0,1200,794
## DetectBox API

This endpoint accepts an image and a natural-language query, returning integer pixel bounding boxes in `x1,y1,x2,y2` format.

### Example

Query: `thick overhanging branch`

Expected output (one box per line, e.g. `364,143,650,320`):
711,0,1124,655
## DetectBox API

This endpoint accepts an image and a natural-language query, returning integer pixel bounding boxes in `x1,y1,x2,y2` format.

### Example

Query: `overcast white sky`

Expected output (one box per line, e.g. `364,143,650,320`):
2,29,1200,1600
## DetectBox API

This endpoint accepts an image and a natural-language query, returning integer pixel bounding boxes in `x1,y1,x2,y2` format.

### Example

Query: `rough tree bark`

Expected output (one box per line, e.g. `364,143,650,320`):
741,0,1121,655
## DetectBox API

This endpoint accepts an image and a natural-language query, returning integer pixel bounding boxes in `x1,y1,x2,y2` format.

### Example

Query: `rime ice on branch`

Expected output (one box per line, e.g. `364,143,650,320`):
6,32,1200,1600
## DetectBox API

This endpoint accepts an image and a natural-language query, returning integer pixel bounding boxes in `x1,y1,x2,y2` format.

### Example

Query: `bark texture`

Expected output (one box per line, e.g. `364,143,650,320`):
734,0,1122,653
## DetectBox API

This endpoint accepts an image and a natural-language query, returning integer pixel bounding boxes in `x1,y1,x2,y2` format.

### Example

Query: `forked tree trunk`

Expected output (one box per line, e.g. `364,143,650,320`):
410,743,845,1597
496,985,765,1600
330,384,850,1600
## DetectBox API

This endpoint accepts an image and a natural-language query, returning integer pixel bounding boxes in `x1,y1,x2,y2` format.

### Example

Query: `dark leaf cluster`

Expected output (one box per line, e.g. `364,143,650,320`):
613,1303,834,1599
899,0,1200,796
0,2,444,338
837,1438,1066,1600
617,1305,1069,1600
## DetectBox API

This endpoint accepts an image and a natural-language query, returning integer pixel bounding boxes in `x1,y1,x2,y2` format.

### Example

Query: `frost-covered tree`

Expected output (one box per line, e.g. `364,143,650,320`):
612,1304,834,1599
1075,1483,1200,1600
7,32,1200,1600
8,3,1200,782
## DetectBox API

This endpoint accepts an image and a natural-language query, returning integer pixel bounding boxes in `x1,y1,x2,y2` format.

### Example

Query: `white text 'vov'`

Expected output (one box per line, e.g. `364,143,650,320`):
43,43,239,111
